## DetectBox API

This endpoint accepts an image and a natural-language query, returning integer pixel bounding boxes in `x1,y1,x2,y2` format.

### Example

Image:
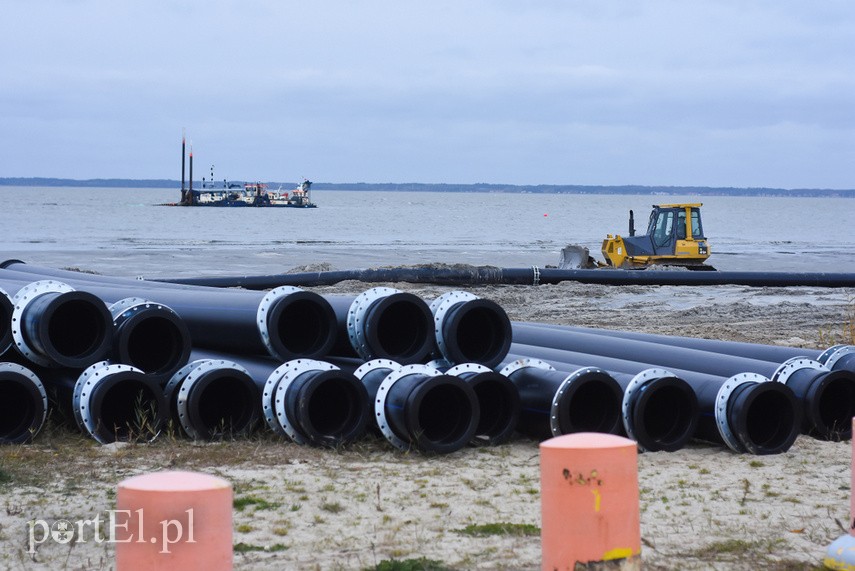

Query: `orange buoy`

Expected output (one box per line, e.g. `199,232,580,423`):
824,418,855,570
540,432,641,570
115,470,233,571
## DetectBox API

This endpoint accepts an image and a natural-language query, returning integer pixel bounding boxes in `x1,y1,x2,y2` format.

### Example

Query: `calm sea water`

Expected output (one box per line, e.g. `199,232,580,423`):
1,186,853,278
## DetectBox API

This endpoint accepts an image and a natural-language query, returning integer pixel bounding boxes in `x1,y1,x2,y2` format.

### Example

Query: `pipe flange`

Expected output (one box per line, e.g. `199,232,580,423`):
429,291,478,363
163,359,210,401
353,358,400,381
550,367,608,437
425,358,454,371
108,297,151,320
820,346,855,371
0,362,49,435
532,266,541,286
446,362,492,376
11,280,75,367
270,359,337,444
498,357,554,378
621,368,673,450
256,286,304,359
772,357,827,385
817,344,850,366
176,359,250,441
74,361,144,444
714,372,768,453
346,287,401,360
375,363,441,451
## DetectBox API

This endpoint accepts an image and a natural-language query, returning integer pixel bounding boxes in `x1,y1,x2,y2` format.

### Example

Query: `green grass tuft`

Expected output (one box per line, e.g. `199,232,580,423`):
364,557,453,571
233,495,281,511
455,522,540,537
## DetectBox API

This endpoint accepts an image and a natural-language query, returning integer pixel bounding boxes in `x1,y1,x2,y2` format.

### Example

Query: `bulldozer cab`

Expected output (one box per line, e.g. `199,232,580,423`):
646,204,704,254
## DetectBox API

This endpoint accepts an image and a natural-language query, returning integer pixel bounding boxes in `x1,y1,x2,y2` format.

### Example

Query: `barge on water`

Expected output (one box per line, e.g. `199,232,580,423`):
173,135,317,208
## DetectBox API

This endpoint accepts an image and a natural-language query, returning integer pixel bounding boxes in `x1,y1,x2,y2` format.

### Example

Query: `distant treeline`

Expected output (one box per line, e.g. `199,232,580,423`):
1,177,852,198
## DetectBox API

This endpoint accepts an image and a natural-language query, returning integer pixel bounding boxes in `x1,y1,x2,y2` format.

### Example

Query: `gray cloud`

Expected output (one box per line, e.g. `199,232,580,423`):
1,1,852,187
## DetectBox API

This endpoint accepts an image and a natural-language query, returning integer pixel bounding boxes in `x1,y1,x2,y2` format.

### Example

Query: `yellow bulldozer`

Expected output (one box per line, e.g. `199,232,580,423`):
561,203,713,270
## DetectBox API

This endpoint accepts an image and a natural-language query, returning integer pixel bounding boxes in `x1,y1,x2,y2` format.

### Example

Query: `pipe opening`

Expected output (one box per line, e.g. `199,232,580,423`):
0,381,37,442
444,302,511,367
635,379,697,452
470,375,519,444
270,295,335,357
0,293,12,351
194,374,257,438
123,314,188,375
415,383,474,446
304,375,365,440
558,375,622,434
95,380,162,443
48,298,109,359
367,296,432,362
731,384,799,454
814,371,855,440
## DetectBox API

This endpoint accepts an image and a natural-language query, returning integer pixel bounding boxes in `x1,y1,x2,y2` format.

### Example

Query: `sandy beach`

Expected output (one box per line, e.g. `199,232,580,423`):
1,279,852,570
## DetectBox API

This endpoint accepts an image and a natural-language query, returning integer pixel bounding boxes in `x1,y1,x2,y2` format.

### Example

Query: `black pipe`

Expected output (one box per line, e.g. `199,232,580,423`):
325,288,435,364
355,362,479,453
821,346,855,375
0,278,113,369
109,298,191,384
506,345,802,454
349,358,399,428
511,324,853,441
441,363,520,446
0,287,13,356
0,260,207,292
504,353,696,452
498,358,623,441
51,361,170,444
185,350,369,447
151,265,855,289
0,270,337,361
0,362,49,443
257,357,370,447
518,322,825,364
429,291,512,369
1,274,190,379
164,358,260,440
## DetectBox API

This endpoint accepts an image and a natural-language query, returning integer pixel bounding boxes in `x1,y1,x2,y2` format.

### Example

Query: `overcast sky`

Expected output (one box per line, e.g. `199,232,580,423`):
1,1,853,188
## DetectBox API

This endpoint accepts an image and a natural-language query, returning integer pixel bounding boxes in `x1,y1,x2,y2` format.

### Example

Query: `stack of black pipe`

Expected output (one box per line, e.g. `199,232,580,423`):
1,259,851,456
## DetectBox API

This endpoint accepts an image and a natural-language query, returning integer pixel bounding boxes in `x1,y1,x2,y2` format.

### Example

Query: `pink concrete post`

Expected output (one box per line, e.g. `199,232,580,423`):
115,470,233,571
540,432,641,570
